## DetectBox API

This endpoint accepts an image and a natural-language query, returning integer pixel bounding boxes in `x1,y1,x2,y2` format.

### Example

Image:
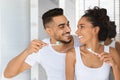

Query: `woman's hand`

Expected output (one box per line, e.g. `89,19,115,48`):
99,52,115,66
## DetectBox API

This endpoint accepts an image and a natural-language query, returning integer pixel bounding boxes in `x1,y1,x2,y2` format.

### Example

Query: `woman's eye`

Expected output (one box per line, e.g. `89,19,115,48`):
78,25,84,29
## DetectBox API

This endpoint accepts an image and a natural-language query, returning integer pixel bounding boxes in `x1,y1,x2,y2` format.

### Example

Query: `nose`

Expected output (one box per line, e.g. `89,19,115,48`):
65,26,71,32
75,29,78,34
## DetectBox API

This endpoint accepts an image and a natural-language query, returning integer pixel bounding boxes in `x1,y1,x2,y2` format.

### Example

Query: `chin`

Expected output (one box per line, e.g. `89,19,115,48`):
61,39,72,44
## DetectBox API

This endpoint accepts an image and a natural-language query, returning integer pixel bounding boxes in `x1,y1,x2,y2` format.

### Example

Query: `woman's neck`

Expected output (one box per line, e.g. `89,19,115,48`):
86,39,100,52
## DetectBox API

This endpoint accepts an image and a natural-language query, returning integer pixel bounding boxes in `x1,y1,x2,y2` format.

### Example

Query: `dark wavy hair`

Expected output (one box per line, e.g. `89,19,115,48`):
108,21,116,39
42,8,63,29
82,6,110,41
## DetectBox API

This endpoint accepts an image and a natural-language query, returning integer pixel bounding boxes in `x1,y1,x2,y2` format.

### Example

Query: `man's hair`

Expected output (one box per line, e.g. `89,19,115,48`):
42,8,63,29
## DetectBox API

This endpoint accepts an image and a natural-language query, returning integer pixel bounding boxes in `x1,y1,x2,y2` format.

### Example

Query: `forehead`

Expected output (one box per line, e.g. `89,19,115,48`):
52,15,68,24
78,17,89,23
78,17,91,25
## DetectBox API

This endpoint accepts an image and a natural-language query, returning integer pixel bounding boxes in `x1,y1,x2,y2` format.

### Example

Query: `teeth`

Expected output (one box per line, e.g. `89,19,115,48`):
78,36,83,38
64,34,70,36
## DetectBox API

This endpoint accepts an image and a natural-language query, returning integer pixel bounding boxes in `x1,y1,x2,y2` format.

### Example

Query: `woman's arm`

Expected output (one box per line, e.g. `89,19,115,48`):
115,41,120,56
110,48,120,80
66,48,76,80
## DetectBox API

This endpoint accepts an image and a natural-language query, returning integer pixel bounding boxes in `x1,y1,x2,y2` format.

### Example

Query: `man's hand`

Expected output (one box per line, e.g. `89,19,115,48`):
25,39,48,54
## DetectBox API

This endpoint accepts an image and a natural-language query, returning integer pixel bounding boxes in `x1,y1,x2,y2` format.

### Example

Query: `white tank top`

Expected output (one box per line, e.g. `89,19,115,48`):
75,46,111,80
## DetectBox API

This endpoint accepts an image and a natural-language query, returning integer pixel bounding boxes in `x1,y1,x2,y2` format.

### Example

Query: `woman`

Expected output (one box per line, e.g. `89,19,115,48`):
66,6,120,80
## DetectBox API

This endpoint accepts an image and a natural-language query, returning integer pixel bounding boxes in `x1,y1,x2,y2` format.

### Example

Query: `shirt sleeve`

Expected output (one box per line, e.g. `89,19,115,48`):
25,53,38,66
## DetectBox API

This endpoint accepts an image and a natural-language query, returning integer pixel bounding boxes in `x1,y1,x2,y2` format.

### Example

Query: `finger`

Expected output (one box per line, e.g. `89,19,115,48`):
31,41,46,48
99,52,106,56
102,57,113,62
32,45,41,51
104,59,114,66
99,52,109,56
33,40,48,46
100,54,111,61
32,48,39,53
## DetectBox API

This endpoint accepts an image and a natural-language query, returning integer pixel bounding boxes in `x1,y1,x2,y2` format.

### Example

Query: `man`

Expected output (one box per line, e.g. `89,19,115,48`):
4,8,80,80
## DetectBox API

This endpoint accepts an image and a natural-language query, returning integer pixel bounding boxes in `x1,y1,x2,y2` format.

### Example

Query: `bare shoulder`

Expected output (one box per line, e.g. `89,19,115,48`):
110,47,118,56
66,48,76,61
110,47,119,55
66,48,75,55
115,41,120,55
110,47,120,65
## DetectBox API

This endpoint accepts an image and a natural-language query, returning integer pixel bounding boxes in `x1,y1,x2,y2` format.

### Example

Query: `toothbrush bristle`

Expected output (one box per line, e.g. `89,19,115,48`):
56,41,60,45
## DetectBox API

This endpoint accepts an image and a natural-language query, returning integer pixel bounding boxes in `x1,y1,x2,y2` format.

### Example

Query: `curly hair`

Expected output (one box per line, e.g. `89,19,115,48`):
82,6,111,41
108,21,116,39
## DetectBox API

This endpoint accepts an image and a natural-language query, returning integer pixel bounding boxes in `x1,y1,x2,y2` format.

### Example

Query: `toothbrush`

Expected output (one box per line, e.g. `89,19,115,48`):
49,41,61,46
87,48,99,56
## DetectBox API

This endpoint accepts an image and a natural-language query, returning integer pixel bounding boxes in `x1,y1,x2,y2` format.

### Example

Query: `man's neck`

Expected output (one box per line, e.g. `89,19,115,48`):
51,37,74,53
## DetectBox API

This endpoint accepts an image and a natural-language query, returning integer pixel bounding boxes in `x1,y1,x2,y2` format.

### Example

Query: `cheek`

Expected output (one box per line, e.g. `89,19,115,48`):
81,29,93,40
54,30,62,36
76,29,80,35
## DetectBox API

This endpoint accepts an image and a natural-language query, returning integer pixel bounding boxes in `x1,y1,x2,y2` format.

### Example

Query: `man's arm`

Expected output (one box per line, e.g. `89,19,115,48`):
4,50,31,78
4,39,47,78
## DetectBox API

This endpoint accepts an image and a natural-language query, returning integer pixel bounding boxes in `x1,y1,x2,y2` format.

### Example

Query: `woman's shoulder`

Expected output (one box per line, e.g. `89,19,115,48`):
115,41,120,54
109,46,120,60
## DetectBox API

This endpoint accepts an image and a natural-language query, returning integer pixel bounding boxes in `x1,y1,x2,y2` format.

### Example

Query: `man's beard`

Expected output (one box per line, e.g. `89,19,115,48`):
60,39,72,44
55,32,72,44
59,37,72,44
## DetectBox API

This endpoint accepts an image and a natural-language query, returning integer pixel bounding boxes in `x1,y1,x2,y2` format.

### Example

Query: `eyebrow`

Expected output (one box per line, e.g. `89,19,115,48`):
58,23,65,27
79,23,84,25
58,21,69,27
77,24,85,27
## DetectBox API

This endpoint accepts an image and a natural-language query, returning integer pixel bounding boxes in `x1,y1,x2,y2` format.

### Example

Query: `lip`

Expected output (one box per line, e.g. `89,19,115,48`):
63,34,72,40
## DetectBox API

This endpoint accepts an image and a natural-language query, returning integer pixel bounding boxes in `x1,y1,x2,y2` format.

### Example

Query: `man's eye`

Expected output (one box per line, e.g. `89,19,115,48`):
60,25,65,28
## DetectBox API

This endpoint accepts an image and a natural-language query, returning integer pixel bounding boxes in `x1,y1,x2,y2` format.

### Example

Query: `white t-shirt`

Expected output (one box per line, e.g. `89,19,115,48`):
75,46,111,80
25,35,80,80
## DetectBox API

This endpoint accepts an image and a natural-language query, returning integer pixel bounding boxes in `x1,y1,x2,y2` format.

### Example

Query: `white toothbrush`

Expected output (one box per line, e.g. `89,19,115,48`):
87,48,99,56
49,41,61,46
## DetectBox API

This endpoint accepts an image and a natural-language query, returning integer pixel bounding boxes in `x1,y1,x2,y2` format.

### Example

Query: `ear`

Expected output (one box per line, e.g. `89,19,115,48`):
93,26,100,34
45,27,52,35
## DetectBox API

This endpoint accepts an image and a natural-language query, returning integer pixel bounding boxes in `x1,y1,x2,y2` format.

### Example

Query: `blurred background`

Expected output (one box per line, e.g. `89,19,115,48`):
0,0,120,80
